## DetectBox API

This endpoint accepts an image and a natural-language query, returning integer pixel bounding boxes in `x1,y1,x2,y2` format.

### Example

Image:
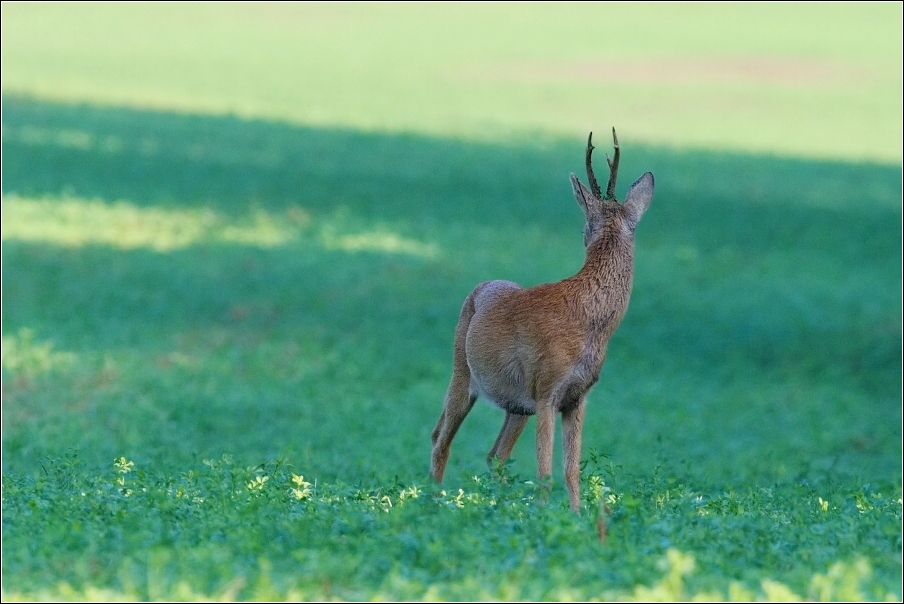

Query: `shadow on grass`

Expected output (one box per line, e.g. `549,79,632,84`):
2,95,901,484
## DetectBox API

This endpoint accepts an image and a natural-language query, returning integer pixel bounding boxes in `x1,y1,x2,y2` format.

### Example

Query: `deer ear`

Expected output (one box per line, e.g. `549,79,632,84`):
623,172,654,228
570,173,596,215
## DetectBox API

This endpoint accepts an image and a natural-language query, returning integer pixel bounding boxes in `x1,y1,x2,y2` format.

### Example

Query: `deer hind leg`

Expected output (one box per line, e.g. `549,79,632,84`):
430,371,476,483
431,289,482,483
562,396,587,513
487,412,529,468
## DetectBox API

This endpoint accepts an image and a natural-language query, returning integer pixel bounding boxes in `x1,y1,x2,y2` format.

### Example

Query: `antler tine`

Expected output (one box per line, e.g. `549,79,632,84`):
605,127,620,200
585,132,603,199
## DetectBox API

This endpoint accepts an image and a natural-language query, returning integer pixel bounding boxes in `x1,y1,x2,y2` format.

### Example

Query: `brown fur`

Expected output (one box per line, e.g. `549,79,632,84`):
430,130,654,512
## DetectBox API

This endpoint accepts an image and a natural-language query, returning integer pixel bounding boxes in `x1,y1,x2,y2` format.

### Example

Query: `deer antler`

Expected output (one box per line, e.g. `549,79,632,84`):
605,127,620,201
585,132,603,199
585,129,620,201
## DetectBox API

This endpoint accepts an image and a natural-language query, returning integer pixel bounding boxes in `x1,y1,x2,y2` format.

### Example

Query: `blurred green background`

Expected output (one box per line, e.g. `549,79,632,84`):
3,0,900,476
1,3,901,598
3,3,901,160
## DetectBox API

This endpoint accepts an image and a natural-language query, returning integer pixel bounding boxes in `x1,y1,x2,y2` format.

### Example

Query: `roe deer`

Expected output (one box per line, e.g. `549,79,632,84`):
430,129,653,512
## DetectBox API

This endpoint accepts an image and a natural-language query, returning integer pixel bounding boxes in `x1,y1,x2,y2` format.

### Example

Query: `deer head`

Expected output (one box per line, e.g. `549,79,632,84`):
572,129,654,248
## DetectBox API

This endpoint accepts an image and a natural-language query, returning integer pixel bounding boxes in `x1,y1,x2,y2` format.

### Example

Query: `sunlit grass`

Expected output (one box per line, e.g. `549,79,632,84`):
1,195,300,250
2,3,901,162
1,328,76,377
0,557,889,602
1,195,438,257
321,226,437,257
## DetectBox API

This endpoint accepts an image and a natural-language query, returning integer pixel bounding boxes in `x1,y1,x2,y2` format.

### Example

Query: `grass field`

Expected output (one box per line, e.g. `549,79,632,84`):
2,3,902,601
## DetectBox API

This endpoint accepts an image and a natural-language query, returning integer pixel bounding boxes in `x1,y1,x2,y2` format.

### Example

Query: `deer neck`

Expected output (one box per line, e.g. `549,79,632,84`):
572,232,634,337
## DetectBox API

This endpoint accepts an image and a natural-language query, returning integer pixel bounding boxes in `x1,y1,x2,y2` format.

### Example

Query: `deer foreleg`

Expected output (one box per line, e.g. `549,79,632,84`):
562,396,587,513
535,402,556,480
